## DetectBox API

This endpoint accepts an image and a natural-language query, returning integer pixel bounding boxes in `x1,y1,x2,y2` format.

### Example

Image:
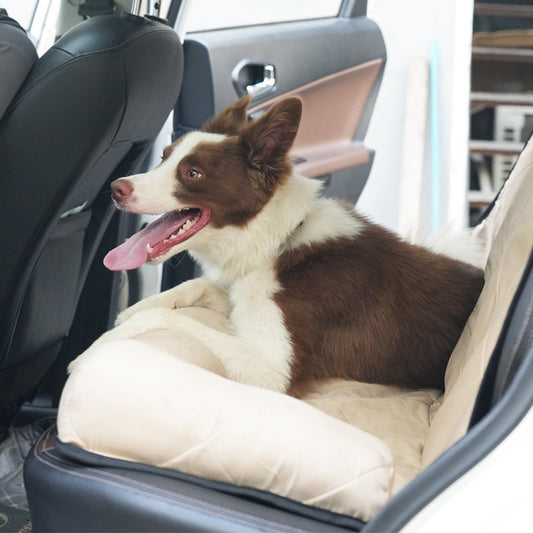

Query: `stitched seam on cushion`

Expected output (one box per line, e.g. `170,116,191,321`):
302,464,393,505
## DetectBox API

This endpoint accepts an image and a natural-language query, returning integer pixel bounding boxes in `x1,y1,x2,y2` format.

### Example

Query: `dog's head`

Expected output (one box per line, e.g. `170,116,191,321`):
104,96,302,271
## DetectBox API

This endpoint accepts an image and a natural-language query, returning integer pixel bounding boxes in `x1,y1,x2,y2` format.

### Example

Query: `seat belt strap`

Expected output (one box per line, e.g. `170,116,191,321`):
78,0,116,18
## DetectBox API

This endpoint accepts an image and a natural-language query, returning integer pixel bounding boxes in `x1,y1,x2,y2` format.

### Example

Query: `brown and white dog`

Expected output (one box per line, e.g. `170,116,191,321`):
85,96,484,396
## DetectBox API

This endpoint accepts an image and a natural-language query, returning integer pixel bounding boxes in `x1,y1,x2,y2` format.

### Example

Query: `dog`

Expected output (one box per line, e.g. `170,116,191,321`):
83,95,484,397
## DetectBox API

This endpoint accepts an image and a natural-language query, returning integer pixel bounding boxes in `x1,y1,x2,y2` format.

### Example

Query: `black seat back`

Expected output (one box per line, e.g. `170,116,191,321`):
0,13,183,433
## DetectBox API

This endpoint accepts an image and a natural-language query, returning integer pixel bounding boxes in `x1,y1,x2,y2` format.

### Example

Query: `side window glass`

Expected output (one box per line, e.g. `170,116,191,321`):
185,0,342,32
4,0,60,55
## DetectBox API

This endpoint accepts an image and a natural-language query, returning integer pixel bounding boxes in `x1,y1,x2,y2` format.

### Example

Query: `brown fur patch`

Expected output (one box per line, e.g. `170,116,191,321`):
240,98,302,193
274,212,484,396
174,138,276,227
202,95,251,136
172,97,303,228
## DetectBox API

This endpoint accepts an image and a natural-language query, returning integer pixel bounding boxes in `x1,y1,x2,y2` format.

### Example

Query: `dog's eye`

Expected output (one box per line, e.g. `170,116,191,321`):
187,169,202,180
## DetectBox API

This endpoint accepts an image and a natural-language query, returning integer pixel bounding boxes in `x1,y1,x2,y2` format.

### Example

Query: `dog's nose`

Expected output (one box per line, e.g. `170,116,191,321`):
111,178,133,202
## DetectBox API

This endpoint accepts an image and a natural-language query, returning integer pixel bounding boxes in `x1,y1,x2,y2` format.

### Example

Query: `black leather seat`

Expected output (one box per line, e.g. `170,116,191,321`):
0,12,183,437
25,425,363,532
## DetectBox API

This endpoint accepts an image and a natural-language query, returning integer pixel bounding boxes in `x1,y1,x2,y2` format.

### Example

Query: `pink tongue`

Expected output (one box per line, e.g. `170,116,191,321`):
103,211,189,271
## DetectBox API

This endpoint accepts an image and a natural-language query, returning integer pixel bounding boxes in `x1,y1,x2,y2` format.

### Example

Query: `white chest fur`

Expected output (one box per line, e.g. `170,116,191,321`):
228,265,293,383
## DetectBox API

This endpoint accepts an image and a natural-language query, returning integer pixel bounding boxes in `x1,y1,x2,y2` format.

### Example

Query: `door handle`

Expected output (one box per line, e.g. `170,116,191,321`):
232,60,277,100
246,64,276,98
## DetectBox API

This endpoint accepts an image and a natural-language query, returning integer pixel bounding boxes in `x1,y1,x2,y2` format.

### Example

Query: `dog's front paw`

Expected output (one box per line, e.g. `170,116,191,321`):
115,295,175,326
115,283,203,325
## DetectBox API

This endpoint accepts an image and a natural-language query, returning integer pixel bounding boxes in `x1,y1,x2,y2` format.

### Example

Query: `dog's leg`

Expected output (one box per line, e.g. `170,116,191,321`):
70,307,289,392
115,278,231,325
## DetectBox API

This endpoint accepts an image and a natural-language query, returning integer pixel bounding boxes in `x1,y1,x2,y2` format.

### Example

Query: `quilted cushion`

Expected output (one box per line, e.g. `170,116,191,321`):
302,380,439,493
422,134,533,466
58,334,394,521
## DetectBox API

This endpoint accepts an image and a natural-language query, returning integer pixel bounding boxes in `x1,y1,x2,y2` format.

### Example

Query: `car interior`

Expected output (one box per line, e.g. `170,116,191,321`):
1,0,533,531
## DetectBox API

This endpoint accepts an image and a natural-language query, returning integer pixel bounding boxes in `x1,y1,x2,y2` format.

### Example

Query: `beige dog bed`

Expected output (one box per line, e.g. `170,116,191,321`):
58,136,533,521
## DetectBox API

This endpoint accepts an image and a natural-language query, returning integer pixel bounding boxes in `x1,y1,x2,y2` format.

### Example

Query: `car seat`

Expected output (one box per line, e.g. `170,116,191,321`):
23,136,533,529
0,12,183,438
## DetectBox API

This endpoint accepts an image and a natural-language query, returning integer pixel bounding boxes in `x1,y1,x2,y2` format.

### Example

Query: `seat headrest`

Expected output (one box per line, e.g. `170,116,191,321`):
0,10,37,119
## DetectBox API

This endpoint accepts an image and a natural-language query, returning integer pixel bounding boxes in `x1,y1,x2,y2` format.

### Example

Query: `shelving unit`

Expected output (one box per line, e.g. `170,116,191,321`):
471,91,533,107
469,139,525,156
468,2,533,220
471,45,533,62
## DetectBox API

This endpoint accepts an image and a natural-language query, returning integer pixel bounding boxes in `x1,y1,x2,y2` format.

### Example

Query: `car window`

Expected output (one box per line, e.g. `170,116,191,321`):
2,0,39,28
184,0,342,32
2,0,61,55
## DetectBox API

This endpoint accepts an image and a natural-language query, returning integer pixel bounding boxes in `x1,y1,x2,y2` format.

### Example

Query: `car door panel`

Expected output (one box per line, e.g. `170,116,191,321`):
174,15,385,199
162,8,385,288
176,17,385,122
250,58,383,179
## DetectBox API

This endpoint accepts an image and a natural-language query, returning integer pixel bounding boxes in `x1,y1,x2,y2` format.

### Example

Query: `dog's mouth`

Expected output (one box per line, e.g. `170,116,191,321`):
103,207,210,271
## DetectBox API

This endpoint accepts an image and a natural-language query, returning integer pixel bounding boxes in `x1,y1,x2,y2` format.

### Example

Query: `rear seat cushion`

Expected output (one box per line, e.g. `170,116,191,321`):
58,324,394,522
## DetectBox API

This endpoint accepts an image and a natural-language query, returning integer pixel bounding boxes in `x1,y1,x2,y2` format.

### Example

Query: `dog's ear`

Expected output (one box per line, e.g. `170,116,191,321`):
241,97,302,174
202,95,252,135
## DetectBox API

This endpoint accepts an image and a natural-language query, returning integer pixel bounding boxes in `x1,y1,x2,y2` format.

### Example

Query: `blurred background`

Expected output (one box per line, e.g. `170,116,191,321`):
4,0,532,234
